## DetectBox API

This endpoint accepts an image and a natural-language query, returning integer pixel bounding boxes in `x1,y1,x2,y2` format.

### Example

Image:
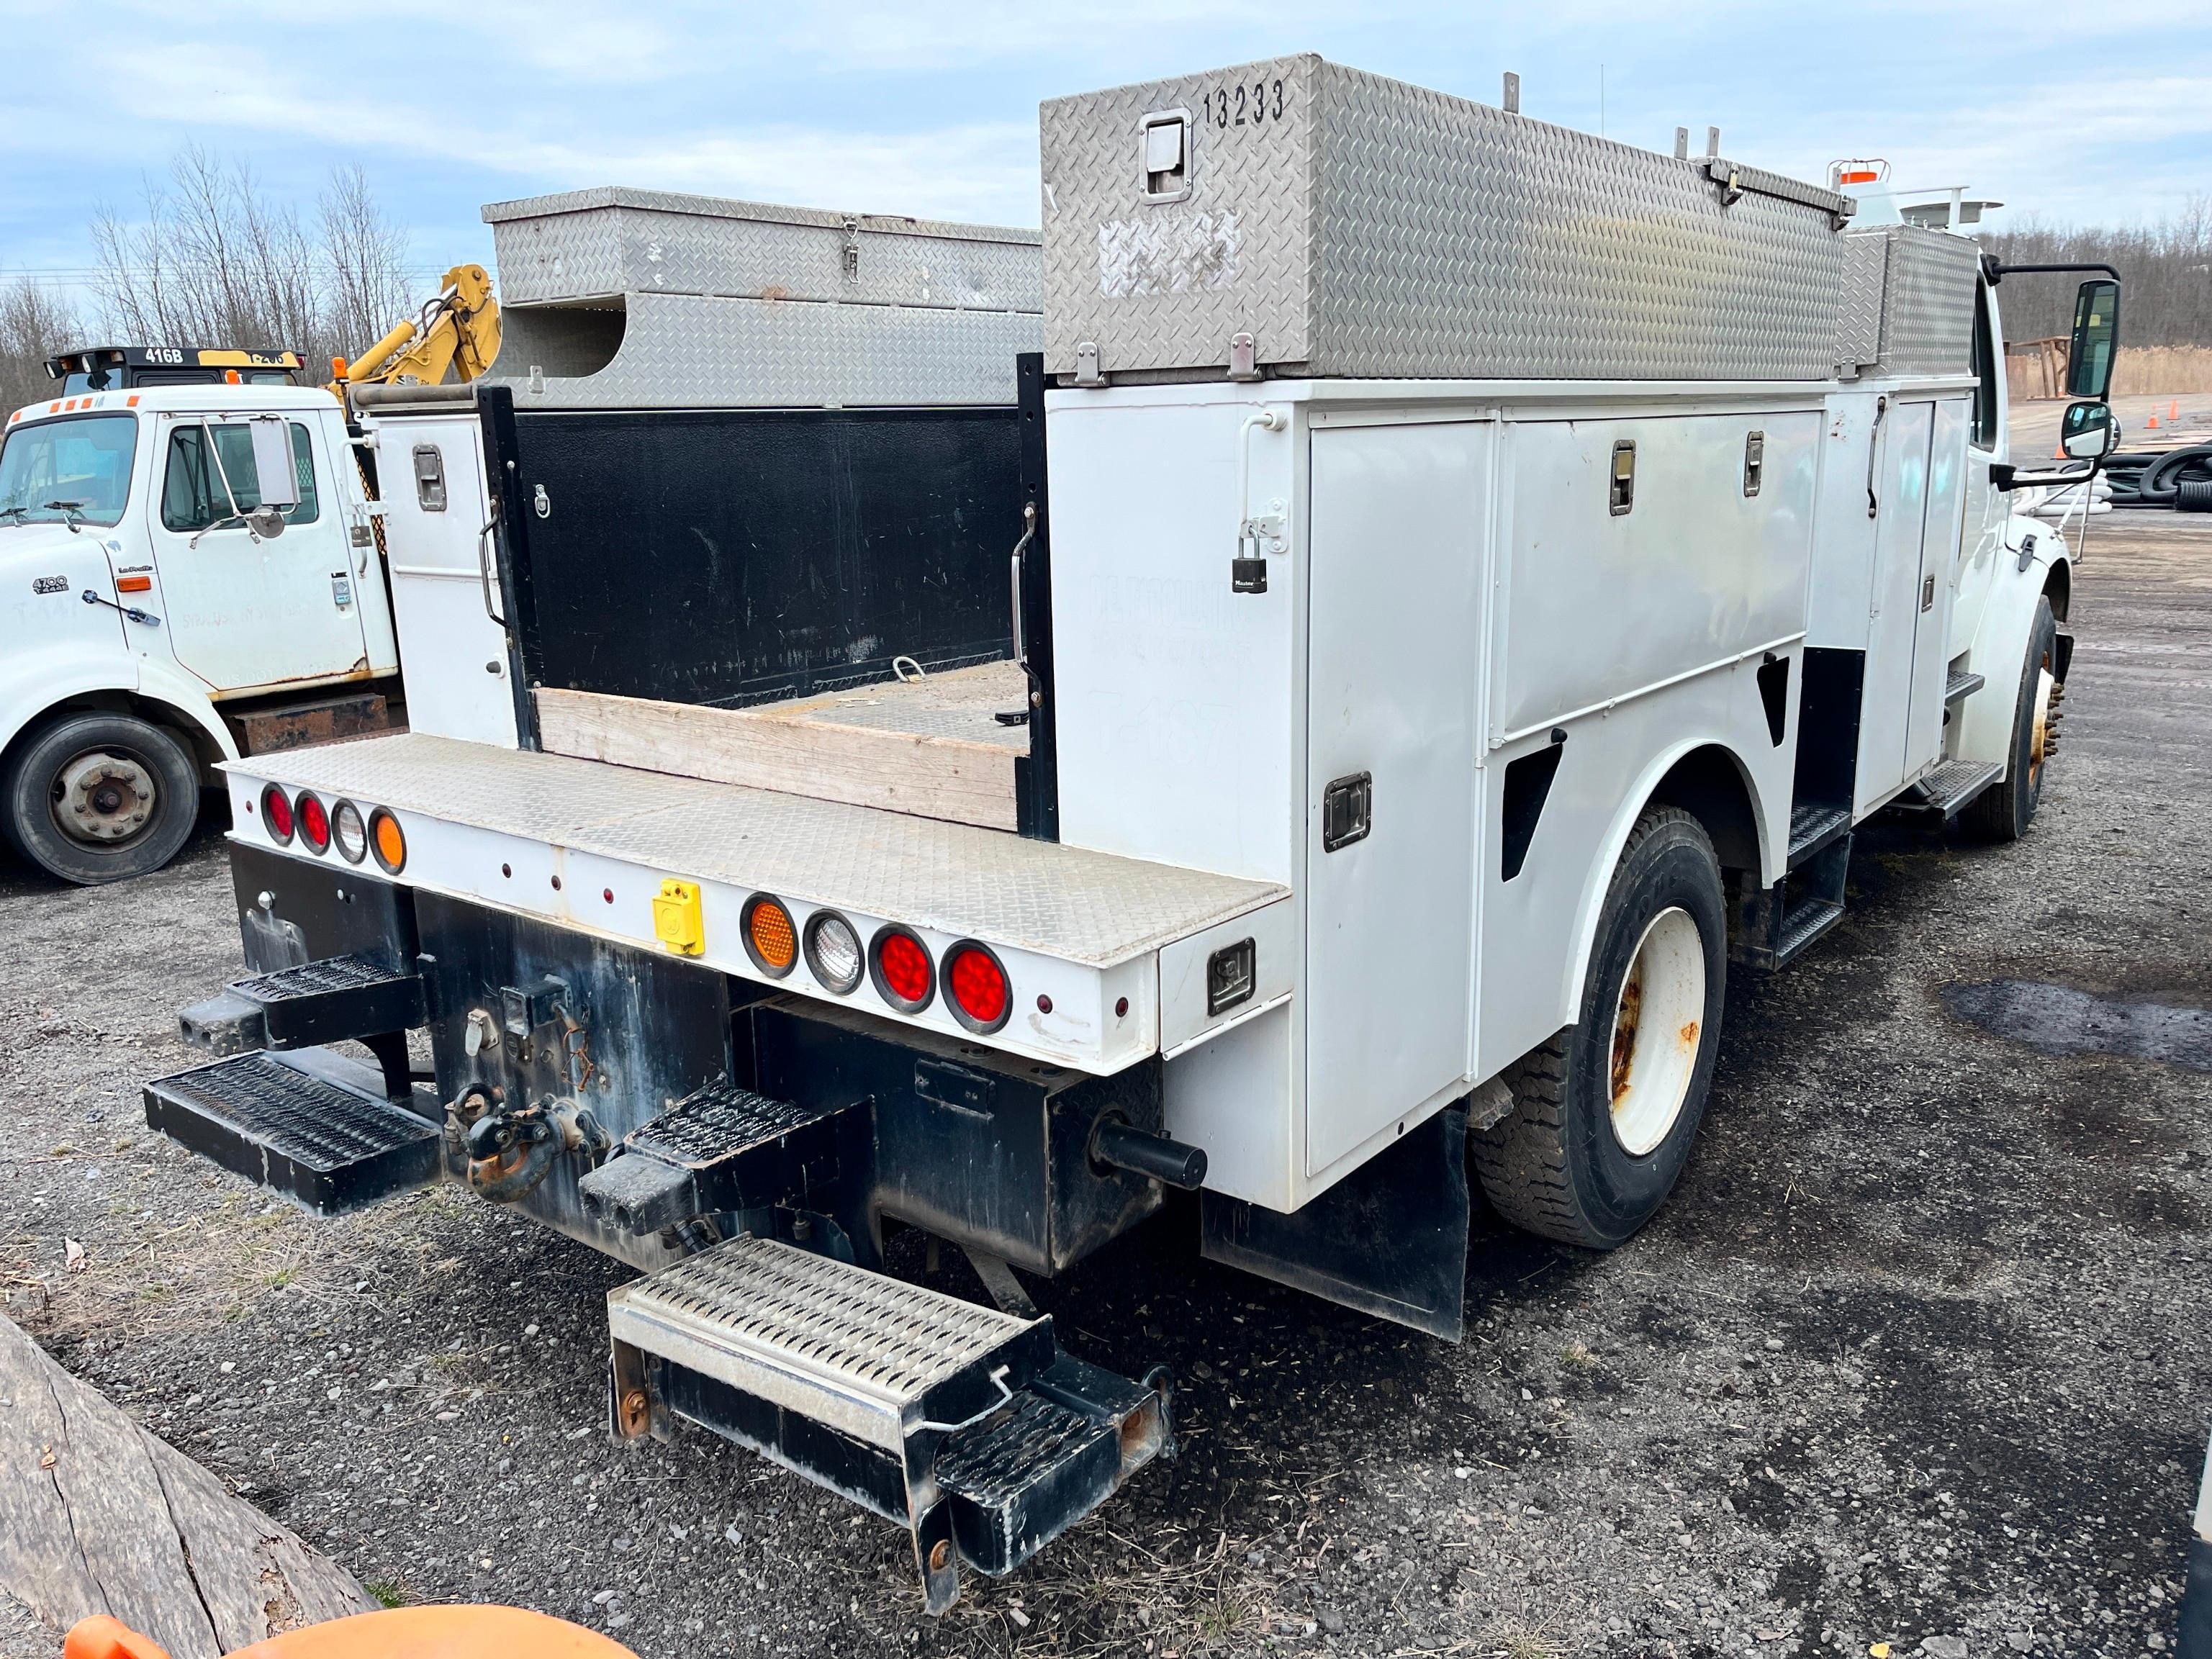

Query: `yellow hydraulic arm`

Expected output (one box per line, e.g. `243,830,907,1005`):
334,263,501,389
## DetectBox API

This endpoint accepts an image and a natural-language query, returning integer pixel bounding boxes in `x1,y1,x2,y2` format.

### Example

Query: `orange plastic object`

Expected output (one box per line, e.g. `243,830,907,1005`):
63,1616,172,1659
68,1608,638,1659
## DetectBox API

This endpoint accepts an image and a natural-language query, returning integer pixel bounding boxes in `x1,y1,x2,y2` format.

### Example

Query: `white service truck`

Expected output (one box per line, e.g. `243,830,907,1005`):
140,57,2119,1609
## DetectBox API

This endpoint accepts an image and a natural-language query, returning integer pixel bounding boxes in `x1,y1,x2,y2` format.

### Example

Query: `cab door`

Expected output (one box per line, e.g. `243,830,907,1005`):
145,413,367,692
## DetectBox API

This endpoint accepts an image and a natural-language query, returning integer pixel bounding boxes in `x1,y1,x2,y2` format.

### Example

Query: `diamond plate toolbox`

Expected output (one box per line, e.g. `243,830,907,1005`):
485,186,1042,312
1041,54,1853,382
1846,224,1979,380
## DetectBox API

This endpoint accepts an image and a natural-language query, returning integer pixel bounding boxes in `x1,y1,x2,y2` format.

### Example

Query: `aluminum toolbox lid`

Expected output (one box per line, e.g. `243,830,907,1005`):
1041,53,1854,384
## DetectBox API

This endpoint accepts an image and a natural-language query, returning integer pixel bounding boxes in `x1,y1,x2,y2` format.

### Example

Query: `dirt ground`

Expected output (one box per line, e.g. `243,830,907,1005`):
1,517,2207,1659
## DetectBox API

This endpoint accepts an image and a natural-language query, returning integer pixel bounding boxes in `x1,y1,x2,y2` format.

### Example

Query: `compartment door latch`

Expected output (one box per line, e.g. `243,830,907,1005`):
1321,772,1372,852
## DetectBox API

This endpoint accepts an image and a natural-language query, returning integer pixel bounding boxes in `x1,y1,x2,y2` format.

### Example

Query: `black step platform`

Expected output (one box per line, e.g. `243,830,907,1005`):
1734,818,1852,974
1908,759,2005,818
144,1049,442,1216
179,954,424,1056
577,1077,857,1234
1787,801,1853,869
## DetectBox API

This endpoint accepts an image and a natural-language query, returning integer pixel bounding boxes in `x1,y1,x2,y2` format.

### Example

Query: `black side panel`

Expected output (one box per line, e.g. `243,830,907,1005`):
228,844,417,975
1013,353,1059,841
1795,647,1865,810
1201,1104,1471,1340
505,405,1023,709
476,387,541,749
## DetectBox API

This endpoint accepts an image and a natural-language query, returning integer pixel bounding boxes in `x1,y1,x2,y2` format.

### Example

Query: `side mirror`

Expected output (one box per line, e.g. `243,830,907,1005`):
245,417,301,510
2066,279,2119,401
245,504,289,540
2061,399,2118,461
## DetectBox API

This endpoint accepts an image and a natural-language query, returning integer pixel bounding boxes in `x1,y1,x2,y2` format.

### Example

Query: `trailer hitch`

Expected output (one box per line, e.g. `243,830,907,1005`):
465,1096,608,1203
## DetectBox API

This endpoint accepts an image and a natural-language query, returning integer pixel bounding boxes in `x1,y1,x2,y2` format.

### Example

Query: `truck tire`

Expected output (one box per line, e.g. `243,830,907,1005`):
1473,807,1727,1249
1963,595,2059,843
1,713,202,885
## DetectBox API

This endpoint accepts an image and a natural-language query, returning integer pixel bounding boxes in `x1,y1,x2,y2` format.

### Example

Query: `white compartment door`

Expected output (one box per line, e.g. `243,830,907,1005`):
1854,399,1935,813
380,416,520,748
1902,399,1968,774
1304,422,1486,1177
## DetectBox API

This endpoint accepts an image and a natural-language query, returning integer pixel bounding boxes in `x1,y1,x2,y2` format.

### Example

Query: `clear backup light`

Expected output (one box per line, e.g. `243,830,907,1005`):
803,910,864,995
297,792,330,854
331,800,368,863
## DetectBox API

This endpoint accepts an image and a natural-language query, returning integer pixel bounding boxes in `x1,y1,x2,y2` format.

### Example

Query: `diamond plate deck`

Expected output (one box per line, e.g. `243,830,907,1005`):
608,1234,1040,1449
1042,54,1851,382
233,734,1281,968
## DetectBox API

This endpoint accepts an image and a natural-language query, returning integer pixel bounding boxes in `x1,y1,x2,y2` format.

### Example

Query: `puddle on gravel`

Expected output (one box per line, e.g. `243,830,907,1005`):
1941,980,2212,1072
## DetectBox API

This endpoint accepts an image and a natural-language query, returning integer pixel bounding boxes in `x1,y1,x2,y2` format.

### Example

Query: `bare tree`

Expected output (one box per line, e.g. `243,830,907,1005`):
0,276,80,412
1979,195,2212,348
320,164,413,370
89,146,414,378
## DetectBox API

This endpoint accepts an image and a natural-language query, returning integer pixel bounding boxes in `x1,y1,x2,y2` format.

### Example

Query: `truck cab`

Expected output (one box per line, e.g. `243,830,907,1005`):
0,384,397,883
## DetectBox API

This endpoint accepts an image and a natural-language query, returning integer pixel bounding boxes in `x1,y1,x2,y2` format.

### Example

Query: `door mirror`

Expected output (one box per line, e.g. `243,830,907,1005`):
244,504,289,539
2066,279,2119,400
245,417,301,509
2060,399,2117,461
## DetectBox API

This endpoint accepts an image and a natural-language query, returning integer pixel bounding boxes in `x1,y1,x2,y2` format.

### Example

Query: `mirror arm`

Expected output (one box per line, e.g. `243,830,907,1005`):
1982,258,2123,286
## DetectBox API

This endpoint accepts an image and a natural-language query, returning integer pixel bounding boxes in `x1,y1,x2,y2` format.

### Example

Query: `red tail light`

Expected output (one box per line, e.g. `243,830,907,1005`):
944,941,1011,1034
261,785,294,843
297,792,330,854
870,926,935,1013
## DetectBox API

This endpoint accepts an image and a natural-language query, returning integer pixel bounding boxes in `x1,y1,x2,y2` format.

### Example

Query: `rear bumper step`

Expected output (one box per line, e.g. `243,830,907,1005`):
577,1078,858,1235
143,1049,442,1216
179,954,424,1057
608,1234,1170,1611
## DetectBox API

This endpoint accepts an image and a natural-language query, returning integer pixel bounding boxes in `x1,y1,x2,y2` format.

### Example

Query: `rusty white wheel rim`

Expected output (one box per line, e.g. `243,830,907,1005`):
52,750,155,846
2028,664,2055,787
1607,905,1705,1157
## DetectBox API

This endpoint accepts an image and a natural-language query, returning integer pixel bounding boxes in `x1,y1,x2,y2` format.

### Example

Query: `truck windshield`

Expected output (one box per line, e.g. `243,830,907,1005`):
0,414,138,528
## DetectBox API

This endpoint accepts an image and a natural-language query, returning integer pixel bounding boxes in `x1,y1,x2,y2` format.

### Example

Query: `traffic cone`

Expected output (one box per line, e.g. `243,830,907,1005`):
2147,412,2159,429
2054,438,2067,459
2170,397,2181,421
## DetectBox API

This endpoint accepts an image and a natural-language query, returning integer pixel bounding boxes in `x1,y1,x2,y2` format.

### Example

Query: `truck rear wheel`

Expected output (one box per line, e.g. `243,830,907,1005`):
1473,807,1727,1249
2,713,202,885
1964,595,2059,843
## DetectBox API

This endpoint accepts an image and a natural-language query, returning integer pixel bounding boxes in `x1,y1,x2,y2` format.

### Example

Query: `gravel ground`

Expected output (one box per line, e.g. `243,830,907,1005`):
1,517,2206,1659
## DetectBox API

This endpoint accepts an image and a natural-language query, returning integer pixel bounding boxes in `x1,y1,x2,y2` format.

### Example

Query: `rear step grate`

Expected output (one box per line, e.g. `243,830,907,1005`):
144,1049,442,1216
233,956,406,1002
613,1235,1039,1427
631,1080,835,1166
608,1234,1171,1610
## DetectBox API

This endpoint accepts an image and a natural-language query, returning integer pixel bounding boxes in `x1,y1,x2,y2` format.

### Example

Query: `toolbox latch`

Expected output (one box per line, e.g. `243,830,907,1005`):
1320,772,1372,852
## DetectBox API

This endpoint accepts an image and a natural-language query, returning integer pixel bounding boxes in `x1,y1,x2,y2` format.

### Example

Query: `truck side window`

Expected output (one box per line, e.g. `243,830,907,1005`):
161,423,321,531
1970,283,1998,449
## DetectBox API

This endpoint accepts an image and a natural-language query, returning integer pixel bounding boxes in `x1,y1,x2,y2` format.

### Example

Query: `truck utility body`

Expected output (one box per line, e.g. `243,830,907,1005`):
142,55,2114,1609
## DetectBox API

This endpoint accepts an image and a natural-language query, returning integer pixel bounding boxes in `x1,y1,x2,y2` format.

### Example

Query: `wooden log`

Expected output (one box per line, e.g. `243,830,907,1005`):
535,674,1024,833
0,1315,371,1658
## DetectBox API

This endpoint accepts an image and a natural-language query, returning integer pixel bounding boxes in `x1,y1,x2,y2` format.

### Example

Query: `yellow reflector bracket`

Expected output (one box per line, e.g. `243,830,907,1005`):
652,878,705,955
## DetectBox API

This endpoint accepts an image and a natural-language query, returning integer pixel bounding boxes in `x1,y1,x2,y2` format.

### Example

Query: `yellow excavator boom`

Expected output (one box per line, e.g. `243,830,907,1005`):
333,263,500,390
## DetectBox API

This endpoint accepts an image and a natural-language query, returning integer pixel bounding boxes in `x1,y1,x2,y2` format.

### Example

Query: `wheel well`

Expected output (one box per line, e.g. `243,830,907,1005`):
1644,745,1761,876
2042,560,2071,622
1,693,225,784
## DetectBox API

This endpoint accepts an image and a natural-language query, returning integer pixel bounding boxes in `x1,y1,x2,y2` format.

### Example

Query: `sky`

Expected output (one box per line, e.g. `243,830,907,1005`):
5,0,2211,309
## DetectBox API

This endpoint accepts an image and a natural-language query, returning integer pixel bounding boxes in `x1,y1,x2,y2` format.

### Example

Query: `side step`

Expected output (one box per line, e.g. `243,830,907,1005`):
143,1049,443,1216
608,1234,1170,1612
180,954,424,1058
577,1078,859,1234
1734,815,1851,973
1907,759,2005,818
1944,668,1985,708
